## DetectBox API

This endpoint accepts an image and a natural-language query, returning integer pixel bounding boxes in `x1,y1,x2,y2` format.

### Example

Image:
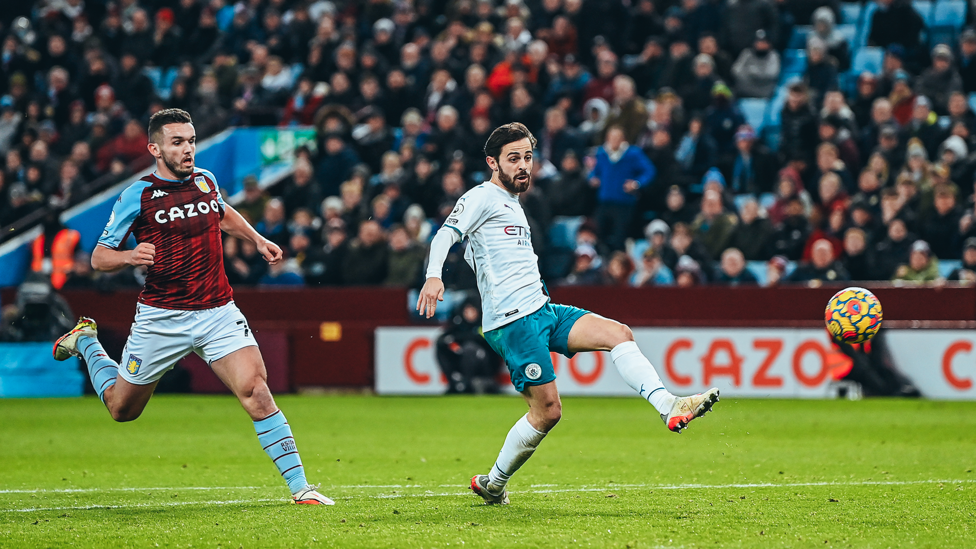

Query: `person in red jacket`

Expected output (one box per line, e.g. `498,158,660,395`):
95,119,148,172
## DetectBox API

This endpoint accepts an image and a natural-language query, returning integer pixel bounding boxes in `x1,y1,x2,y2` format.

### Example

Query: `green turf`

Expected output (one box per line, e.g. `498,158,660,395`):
0,395,974,548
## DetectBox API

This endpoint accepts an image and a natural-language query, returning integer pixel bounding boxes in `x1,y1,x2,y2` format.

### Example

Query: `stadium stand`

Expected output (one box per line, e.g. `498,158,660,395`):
1,0,975,293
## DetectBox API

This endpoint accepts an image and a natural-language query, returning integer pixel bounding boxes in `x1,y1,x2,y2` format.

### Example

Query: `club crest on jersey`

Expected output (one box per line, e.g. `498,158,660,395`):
126,355,142,375
525,363,542,380
194,176,211,193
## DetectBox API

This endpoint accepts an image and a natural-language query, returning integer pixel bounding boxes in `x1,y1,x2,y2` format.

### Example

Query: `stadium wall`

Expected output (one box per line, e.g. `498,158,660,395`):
29,285,974,395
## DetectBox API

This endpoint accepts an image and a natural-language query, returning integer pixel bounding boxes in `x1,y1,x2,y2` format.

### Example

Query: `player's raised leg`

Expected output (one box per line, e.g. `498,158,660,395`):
210,346,334,505
567,313,719,433
53,317,158,422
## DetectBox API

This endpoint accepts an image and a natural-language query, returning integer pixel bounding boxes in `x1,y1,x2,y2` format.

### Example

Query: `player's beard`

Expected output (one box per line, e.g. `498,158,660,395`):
163,153,195,179
498,167,531,194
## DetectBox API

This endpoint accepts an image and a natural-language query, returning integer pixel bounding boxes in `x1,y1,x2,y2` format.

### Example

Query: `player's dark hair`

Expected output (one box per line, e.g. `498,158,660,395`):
148,108,193,144
483,122,537,160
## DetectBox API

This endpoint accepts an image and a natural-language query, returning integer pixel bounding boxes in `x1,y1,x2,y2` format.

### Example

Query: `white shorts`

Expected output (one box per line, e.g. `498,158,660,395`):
119,301,258,385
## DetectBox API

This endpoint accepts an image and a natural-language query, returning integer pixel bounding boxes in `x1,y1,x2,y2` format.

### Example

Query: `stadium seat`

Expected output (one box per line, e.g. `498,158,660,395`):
738,98,769,133
851,47,884,74
836,24,858,50
933,0,967,29
765,84,790,127
913,0,935,26
968,92,976,113
549,216,585,250
841,2,863,25
789,26,812,49
938,260,962,278
780,49,807,83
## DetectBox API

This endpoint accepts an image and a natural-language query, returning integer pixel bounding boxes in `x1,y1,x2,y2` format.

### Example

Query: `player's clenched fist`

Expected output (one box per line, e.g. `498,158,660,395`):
128,243,156,266
258,238,283,265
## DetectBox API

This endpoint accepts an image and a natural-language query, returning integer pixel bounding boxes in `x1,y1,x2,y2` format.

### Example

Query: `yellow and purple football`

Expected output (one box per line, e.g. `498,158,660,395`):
825,287,883,344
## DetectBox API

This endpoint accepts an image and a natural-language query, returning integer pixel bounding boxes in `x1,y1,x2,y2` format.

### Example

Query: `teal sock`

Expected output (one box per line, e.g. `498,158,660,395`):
254,410,308,493
78,335,117,403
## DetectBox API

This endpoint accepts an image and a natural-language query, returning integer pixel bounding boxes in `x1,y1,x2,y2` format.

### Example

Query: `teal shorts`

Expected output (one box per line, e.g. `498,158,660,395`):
483,303,590,393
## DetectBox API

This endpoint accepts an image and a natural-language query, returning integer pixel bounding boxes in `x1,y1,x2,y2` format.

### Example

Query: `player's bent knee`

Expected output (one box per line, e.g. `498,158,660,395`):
617,323,634,343
110,406,143,423
540,400,562,430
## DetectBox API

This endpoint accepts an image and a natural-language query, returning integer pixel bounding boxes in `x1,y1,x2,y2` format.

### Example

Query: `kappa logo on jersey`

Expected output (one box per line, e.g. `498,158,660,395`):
126,355,143,375
154,200,221,224
150,189,169,199
194,176,211,193
525,363,542,380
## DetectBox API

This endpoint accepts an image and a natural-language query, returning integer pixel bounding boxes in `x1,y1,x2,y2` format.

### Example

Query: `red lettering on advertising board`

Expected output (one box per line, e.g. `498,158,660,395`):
942,341,973,390
568,353,604,385
792,340,829,386
665,339,694,386
752,339,784,387
404,337,431,383
702,339,743,386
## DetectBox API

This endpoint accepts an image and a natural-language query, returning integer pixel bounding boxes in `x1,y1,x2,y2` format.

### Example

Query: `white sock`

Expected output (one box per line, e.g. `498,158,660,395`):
611,341,676,415
486,414,547,493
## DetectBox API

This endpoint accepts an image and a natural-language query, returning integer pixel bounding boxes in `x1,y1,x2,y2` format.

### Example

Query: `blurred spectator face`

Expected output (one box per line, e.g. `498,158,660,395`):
48,68,69,92
787,89,807,110
327,227,346,248
546,109,567,133
436,106,458,131
389,226,411,251
949,93,968,117
811,240,834,269
952,121,971,139
613,76,635,103
341,182,362,209
511,86,532,109
935,190,956,214
701,190,723,218
264,199,285,225
596,51,617,78
693,56,714,78
387,70,407,90
528,41,548,65
888,219,907,241
70,141,91,163
651,128,672,149
819,173,841,203
123,119,143,139
670,226,692,254
560,151,580,172
818,121,838,142
676,270,697,287
808,44,825,64
325,136,345,155
829,206,845,232
666,187,685,212
844,229,866,255
909,248,928,270
573,248,595,272
913,102,930,122
739,199,759,224
292,209,314,229
963,37,976,57
720,248,746,278
785,199,805,218
465,65,486,91
872,99,893,124
60,160,78,182
289,232,310,254
359,220,385,247
29,141,49,162
817,145,838,171
964,246,976,265
735,134,754,154
132,9,149,32
442,172,463,195
605,127,625,150
851,206,871,227
859,170,880,192
607,252,634,285
330,72,351,95
294,161,313,185
372,195,391,220
336,45,356,72
472,115,492,135
48,35,66,56
699,35,718,55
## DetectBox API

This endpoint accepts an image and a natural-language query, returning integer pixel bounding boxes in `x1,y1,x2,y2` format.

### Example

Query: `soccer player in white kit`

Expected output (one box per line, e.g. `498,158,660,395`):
417,123,720,505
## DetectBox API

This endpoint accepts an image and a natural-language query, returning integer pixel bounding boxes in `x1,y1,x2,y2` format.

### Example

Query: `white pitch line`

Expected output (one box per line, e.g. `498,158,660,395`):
2,478,972,512
0,486,266,495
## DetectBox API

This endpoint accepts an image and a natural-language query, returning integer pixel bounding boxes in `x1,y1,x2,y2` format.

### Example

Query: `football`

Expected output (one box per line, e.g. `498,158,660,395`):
825,287,883,344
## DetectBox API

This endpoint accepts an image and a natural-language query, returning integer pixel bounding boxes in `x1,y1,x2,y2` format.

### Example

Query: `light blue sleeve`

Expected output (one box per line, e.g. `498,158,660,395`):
97,182,150,249
196,168,225,206
444,187,491,238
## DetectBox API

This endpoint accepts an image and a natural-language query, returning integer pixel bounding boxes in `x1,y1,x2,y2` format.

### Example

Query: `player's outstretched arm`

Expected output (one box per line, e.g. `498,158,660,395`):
416,227,460,318
91,243,155,272
220,204,282,265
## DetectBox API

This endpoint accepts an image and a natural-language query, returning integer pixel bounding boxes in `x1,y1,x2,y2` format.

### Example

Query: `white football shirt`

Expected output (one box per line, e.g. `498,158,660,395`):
445,182,549,331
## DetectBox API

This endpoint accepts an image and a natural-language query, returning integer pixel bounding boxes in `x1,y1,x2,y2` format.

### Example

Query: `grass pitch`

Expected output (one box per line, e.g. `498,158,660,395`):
0,395,973,548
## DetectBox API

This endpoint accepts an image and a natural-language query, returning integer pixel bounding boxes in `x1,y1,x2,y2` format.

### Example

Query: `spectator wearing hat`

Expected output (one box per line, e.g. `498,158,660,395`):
659,185,697,227
804,36,838,105
559,244,607,286
811,7,850,72
674,254,706,286
947,237,976,282
731,29,781,99
946,92,976,136
893,239,940,282
729,196,774,260
705,81,746,156
780,81,820,164
590,125,656,251
353,107,395,174
939,133,975,186
868,0,925,54
684,53,719,112
764,254,789,286
768,195,812,260
725,125,777,194
785,238,850,285
958,29,976,94
900,96,946,159
921,184,963,259
889,69,916,126
915,45,963,116
633,247,676,287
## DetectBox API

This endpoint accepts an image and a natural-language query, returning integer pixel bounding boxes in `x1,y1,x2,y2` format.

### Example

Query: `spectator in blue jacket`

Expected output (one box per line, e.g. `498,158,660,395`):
589,125,657,251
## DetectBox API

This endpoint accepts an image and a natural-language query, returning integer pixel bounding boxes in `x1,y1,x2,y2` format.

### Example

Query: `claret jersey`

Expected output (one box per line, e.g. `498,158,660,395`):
97,169,233,310
444,182,549,331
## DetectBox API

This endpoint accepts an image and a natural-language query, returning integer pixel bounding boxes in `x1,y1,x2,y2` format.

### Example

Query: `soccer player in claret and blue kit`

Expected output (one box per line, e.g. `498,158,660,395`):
417,122,722,505
53,108,332,505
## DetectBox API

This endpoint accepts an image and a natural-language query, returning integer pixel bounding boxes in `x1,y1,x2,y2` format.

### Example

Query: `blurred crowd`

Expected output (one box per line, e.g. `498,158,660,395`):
6,0,976,291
